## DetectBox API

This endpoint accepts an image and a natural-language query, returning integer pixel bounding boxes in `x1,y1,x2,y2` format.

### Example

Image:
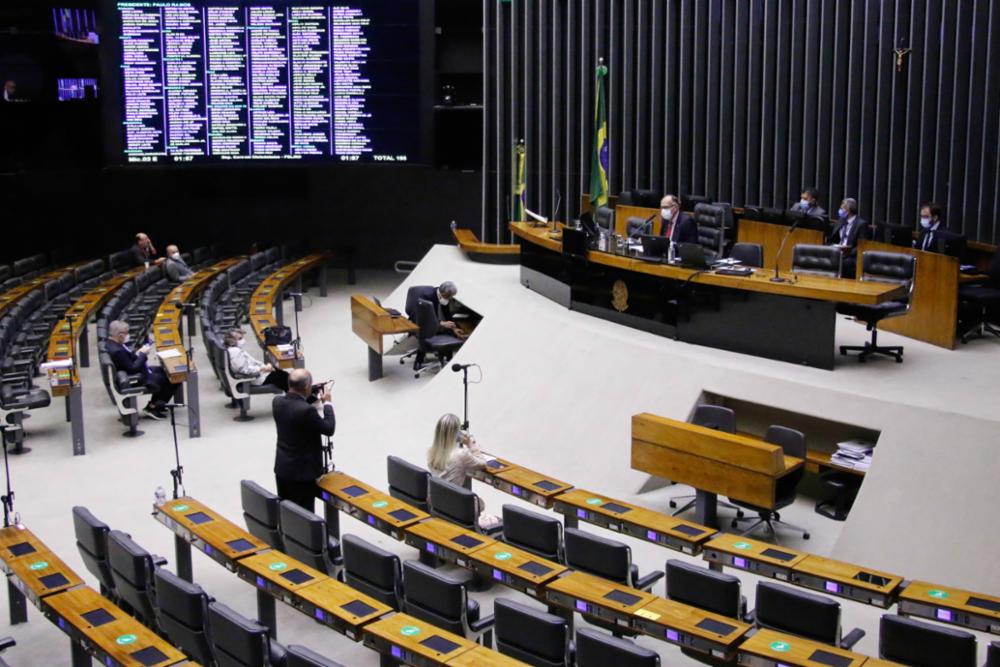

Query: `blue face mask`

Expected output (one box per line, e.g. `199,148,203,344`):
838,208,848,219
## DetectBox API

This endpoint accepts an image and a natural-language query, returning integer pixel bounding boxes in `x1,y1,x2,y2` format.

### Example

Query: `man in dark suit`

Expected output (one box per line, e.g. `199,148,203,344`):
659,194,699,245
130,232,160,267
827,197,871,277
404,281,463,369
915,202,945,252
791,187,827,218
272,368,335,512
106,320,179,420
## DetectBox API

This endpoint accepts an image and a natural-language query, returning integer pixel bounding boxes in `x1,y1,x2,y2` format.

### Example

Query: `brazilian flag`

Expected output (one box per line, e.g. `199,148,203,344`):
513,140,526,221
589,62,609,209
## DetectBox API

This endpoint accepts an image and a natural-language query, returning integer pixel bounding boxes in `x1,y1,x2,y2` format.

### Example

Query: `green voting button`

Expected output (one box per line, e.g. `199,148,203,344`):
116,634,138,646
400,625,421,637
928,589,949,599
268,562,288,572
372,500,389,509
28,561,49,571
585,498,603,506
733,541,752,550
172,504,190,512
494,551,513,561
769,640,791,652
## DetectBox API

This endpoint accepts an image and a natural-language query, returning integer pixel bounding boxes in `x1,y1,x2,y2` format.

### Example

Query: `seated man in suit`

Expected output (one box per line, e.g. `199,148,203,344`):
130,232,161,268
659,194,699,245
404,281,463,337
106,319,180,420
791,186,827,218
163,244,194,283
915,202,945,252
827,197,871,277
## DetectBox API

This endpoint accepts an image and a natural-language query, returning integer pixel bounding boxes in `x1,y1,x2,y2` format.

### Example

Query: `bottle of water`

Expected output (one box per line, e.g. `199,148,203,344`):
667,241,676,264
154,486,167,507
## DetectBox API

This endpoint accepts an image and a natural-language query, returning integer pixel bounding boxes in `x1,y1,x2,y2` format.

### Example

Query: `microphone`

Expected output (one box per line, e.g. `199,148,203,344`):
770,216,803,283
553,189,562,222
632,213,658,238
451,363,474,372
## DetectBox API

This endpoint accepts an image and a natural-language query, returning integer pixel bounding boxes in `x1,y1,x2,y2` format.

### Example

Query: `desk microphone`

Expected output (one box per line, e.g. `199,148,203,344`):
633,213,658,238
770,216,803,283
451,363,474,372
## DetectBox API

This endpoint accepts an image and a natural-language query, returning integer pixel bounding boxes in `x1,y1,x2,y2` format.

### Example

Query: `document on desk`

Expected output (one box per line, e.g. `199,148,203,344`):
157,349,182,360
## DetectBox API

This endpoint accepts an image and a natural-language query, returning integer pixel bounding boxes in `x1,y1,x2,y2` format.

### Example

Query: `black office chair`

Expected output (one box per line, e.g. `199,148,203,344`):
669,405,743,518
278,500,342,578
72,506,118,601
285,645,345,667
563,527,664,592
107,530,163,630
241,480,284,550
878,614,976,667
153,568,214,666
838,251,916,363
682,194,712,211
619,189,660,208
387,455,431,511
0,636,14,667
815,469,863,521
792,244,843,278
207,601,287,667
729,242,763,268
594,205,616,231
753,581,864,649
341,533,403,610
401,560,494,646
986,640,1000,667
877,221,914,247
413,298,463,377
664,559,746,619
693,203,729,261
575,627,659,667
730,425,810,540
501,504,563,562
494,597,574,667
958,249,1000,343
428,476,502,537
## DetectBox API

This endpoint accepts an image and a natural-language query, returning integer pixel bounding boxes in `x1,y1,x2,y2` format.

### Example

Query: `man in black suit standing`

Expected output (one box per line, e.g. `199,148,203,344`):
272,368,335,512
659,194,699,245
106,320,179,420
827,197,871,277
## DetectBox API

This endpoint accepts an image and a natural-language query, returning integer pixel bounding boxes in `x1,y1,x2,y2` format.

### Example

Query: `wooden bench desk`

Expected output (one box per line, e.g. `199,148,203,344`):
631,596,751,660
317,471,429,541
403,518,495,567
737,628,868,667
791,555,903,609
362,613,479,667
153,497,268,580
0,525,48,575
544,570,657,632
552,488,715,556
465,540,567,598
446,645,529,666
249,252,331,369
467,456,517,484
0,262,89,318
350,294,418,381
898,580,1000,635
43,586,189,667
632,413,803,528
6,548,83,607
702,534,807,579
292,576,393,641
487,465,573,509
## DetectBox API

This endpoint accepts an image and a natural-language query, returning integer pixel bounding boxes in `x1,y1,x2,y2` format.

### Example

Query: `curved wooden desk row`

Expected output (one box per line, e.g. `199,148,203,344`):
151,496,526,667
451,226,520,264
0,261,91,318
249,252,332,370
0,525,193,667
511,223,902,370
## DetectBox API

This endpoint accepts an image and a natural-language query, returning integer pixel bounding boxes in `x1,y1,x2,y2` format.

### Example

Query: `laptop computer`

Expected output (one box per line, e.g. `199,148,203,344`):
639,235,670,261
677,243,710,269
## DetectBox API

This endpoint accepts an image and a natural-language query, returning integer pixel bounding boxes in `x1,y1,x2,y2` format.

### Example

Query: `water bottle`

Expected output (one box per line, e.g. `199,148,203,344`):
667,241,676,264
154,486,167,507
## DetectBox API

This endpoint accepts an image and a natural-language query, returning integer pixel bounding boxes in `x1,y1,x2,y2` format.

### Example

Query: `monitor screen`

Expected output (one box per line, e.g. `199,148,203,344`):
105,0,422,165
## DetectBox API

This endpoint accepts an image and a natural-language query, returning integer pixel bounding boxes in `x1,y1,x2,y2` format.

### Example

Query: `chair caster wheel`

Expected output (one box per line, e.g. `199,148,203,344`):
668,501,677,509
895,357,903,363
804,533,811,540
731,519,739,529
414,374,420,379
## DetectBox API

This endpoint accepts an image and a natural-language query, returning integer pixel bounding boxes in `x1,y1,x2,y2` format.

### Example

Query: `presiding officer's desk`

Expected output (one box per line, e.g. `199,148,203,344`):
511,222,904,369
898,580,1000,635
737,628,868,667
317,471,429,541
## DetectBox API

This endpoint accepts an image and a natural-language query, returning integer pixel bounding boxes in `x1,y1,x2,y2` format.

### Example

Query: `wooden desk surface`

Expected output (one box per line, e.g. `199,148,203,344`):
554,488,715,547
492,465,573,508
237,551,326,593
446,645,530,666
452,227,520,255
44,586,188,667
0,263,88,317
737,628,868,667
512,222,904,306
250,252,331,369
292,577,392,630
805,450,866,477
152,257,243,382
899,580,1000,619
318,471,429,534
7,548,83,600
155,497,268,563
545,570,657,615
0,525,47,571
704,534,808,568
632,596,750,647
46,267,145,395
466,541,567,586
405,518,495,557
363,613,478,665
350,294,418,355
794,555,903,597
468,456,517,484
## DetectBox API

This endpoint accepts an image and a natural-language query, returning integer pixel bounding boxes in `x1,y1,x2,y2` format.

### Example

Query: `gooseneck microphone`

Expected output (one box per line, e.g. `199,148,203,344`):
451,363,474,372
770,216,803,283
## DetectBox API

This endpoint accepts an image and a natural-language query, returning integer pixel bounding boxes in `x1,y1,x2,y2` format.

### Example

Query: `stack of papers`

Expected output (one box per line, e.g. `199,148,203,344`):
831,439,874,471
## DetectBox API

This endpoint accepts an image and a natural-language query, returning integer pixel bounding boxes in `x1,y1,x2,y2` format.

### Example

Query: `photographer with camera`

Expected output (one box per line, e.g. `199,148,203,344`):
272,368,335,511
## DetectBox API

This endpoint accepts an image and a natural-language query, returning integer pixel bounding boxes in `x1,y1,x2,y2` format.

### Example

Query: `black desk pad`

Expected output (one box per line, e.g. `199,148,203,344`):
131,646,169,666
673,524,708,537
966,596,1000,613
7,542,36,557
279,569,314,585
450,534,483,549
696,618,737,635
389,509,417,522
600,502,631,514
760,548,797,562
341,485,368,498
226,538,257,552
340,600,378,617
39,572,70,589
808,649,853,667
518,561,554,577
533,480,561,491
184,511,213,525
81,608,116,627
603,589,642,606
420,635,461,654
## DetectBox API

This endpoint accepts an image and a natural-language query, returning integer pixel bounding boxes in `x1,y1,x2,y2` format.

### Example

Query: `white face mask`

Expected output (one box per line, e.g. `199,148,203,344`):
439,298,449,307
237,338,246,348
662,208,673,221
123,335,131,344
800,199,810,209
171,253,181,260
919,217,932,229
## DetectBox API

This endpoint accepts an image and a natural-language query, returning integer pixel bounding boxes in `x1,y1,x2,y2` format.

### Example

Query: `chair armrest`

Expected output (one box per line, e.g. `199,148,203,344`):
469,613,494,634
739,596,750,622
634,569,665,592
743,608,755,624
841,627,865,650
0,637,14,652
152,554,168,568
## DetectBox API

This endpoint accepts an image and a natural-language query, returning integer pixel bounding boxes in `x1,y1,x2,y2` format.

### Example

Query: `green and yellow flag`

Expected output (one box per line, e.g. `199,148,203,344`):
589,62,609,209
513,140,526,221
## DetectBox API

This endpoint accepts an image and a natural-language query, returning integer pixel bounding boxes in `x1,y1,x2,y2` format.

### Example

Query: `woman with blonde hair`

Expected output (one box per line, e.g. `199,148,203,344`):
427,413,488,487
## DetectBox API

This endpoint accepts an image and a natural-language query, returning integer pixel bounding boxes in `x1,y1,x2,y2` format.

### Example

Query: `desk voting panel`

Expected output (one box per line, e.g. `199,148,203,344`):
318,471,429,540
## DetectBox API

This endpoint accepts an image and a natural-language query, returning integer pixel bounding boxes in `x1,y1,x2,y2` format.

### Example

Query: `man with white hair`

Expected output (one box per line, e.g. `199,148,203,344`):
827,197,871,277
106,320,179,420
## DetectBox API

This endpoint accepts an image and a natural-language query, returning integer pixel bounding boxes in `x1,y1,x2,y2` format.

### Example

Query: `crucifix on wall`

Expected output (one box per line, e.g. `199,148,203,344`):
894,38,912,72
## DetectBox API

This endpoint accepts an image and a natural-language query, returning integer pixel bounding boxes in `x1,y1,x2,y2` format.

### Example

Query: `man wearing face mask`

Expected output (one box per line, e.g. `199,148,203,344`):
163,244,194,282
827,197,871,278
106,320,180,420
658,194,699,245
915,203,944,252
224,328,289,391
404,281,461,334
791,187,826,218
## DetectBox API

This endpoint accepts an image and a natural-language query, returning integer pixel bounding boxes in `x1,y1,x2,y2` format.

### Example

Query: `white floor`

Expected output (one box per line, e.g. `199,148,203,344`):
2,245,999,665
